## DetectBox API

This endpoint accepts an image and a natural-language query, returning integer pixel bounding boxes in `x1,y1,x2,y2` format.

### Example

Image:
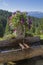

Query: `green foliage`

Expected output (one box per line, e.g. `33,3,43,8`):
0,10,43,39
5,11,43,38
8,11,27,37
0,23,4,37
29,16,43,35
0,9,12,37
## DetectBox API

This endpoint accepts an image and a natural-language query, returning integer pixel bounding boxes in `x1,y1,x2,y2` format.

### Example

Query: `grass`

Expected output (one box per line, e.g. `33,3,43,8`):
0,33,43,41
39,34,43,39
0,33,16,41
34,34,43,40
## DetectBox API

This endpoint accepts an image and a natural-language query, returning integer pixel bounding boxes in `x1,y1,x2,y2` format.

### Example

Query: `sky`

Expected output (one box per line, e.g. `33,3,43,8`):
0,0,43,12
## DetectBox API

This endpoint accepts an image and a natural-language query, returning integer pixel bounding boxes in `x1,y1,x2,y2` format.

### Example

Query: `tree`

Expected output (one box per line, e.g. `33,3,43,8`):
0,23,4,37
0,9,12,37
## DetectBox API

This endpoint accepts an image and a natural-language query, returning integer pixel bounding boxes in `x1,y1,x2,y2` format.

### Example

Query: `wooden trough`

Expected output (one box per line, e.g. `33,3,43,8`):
0,36,43,63
0,36,40,48
0,45,43,63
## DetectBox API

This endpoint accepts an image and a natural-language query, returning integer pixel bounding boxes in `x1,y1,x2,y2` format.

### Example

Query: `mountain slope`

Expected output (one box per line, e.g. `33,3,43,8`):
28,12,43,18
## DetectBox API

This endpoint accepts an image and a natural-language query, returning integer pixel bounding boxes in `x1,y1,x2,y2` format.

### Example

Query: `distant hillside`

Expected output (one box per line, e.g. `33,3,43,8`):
0,9,12,37
0,9,12,18
28,12,43,18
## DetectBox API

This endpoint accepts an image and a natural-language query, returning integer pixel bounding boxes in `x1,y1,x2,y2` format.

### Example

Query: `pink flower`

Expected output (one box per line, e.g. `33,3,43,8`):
13,29,16,32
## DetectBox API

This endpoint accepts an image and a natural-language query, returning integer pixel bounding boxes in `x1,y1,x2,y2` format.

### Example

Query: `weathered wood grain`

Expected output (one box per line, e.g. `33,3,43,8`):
0,36,40,48
0,45,43,63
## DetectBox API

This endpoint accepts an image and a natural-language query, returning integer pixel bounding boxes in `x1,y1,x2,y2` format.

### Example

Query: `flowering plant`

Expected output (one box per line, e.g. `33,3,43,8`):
8,11,32,37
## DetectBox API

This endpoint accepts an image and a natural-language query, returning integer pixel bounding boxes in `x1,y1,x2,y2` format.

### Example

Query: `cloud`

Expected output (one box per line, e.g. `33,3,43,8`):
2,1,8,7
0,0,9,11
0,0,9,7
3,2,8,6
